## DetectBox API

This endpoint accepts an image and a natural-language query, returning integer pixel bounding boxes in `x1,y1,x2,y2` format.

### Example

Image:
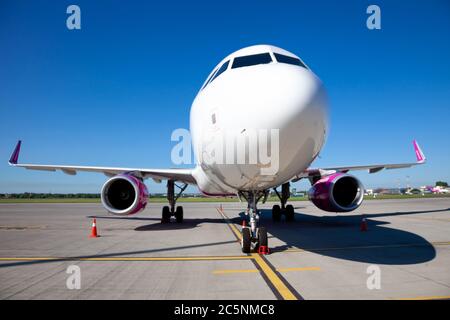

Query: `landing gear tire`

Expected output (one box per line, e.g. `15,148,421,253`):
161,206,171,223
272,205,281,222
285,204,295,222
258,227,268,247
165,180,187,224
241,227,251,253
175,206,184,223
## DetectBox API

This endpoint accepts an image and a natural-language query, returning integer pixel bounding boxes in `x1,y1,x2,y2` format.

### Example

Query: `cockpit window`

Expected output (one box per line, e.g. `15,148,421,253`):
202,68,218,90
202,60,229,90
274,53,306,68
232,53,272,69
209,60,229,84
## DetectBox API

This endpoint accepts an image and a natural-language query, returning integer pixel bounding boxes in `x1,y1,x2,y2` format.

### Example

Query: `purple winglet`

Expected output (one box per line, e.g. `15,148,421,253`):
9,140,21,165
413,140,426,163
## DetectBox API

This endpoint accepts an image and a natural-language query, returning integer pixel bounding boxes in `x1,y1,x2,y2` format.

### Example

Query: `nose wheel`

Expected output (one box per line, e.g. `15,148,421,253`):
241,227,251,253
241,226,268,254
257,227,268,247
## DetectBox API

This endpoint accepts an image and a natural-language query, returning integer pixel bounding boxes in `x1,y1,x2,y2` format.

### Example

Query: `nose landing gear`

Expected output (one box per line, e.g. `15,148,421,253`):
239,190,269,253
161,180,187,223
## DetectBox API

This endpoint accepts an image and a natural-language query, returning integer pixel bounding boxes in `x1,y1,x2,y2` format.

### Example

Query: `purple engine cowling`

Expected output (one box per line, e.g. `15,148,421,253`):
101,174,148,215
308,173,364,212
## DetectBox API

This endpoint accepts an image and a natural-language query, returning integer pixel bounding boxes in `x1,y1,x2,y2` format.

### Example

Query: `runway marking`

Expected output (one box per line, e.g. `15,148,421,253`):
251,253,301,300
0,255,252,262
216,208,242,241
0,257,56,261
276,267,321,272
216,207,302,300
279,241,450,253
213,269,258,274
213,267,320,274
396,295,450,300
431,241,450,246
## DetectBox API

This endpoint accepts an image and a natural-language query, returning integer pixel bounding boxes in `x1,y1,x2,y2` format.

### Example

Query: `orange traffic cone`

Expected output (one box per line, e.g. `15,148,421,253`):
360,218,368,232
89,218,99,238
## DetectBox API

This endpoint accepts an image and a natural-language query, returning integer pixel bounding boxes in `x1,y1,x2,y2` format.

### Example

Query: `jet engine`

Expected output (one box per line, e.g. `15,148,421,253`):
308,173,364,212
101,174,148,215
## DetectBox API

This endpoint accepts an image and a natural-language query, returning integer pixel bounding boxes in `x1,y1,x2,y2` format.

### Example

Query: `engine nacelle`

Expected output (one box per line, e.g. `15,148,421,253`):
101,174,148,215
308,173,364,212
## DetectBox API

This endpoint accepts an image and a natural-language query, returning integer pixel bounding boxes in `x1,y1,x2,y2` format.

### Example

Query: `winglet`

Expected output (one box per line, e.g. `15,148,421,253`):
413,140,426,164
8,140,21,165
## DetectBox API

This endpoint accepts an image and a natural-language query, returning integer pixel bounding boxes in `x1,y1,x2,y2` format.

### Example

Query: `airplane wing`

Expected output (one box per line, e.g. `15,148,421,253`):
8,141,196,184
292,140,426,181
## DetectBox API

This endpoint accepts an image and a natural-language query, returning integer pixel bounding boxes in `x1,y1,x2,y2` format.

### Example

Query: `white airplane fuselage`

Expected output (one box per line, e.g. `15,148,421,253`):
189,45,329,195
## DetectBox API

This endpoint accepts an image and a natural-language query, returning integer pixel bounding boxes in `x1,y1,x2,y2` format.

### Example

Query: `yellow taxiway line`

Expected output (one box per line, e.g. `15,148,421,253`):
216,207,302,300
216,208,242,241
277,267,321,272
251,253,298,300
396,295,450,300
213,269,259,274
213,266,320,274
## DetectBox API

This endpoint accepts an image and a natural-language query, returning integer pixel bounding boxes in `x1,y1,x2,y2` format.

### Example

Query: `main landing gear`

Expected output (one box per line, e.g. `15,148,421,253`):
239,190,269,253
272,182,295,222
161,180,187,223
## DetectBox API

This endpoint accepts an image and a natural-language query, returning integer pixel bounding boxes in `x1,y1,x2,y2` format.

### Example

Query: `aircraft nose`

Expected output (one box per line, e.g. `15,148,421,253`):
220,64,328,136
212,63,327,131
253,65,328,180
265,65,327,129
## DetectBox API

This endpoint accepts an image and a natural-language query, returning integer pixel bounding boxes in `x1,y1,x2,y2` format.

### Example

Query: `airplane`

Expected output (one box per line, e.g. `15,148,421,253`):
8,45,426,253
424,186,449,194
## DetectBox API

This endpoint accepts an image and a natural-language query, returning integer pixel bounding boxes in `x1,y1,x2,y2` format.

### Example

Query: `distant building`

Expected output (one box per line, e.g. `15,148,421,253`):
292,192,305,197
374,188,402,195
405,188,422,195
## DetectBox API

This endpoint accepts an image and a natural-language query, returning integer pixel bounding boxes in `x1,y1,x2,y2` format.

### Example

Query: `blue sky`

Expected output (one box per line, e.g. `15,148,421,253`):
1,0,449,193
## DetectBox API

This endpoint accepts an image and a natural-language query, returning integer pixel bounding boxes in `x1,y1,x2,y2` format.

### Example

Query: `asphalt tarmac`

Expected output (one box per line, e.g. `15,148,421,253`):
0,198,449,300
